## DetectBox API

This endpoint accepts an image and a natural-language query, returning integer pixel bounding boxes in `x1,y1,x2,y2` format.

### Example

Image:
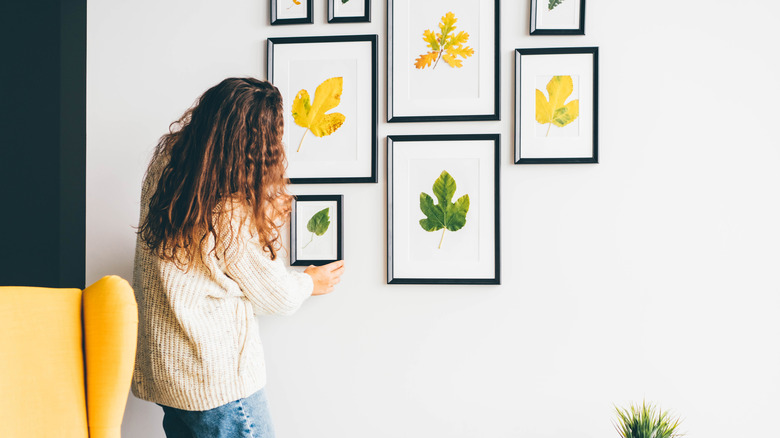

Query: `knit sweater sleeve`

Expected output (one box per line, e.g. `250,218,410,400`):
218,209,314,316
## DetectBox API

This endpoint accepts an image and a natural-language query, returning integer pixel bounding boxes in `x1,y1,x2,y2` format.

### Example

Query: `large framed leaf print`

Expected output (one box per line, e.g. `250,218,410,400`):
515,47,598,164
387,0,500,122
268,35,378,183
387,134,500,284
290,195,344,266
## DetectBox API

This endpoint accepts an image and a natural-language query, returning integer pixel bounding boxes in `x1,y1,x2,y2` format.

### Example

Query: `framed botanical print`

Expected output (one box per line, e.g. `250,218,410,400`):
267,35,378,183
290,195,343,266
515,47,598,164
387,0,500,122
328,0,370,23
530,0,585,35
387,134,500,284
271,0,313,25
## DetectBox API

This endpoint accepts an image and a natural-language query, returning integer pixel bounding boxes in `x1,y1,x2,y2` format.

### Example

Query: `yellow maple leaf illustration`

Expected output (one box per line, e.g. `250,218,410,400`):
535,75,580,136
414,12,474,70
291,77,346,152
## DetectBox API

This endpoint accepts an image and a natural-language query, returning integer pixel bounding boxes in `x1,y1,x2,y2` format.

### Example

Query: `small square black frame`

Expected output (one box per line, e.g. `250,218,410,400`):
328,0,370,23
514,47,598,164
270,0,313,25
387,134,501,285
387,0,501,123
530,0,585,35
290,195,344,266
267,35,379,184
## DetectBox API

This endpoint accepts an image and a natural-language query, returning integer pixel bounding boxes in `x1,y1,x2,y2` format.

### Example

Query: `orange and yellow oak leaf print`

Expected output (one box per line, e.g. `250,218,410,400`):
414,12,474,70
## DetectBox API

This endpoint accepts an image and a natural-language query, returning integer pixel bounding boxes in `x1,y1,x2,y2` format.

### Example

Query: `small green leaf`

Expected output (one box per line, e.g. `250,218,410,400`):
548,0,566,10
342,0,350,3
306,207,331,236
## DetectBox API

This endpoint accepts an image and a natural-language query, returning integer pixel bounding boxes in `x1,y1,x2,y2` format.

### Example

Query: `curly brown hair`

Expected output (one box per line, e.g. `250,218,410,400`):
138,78,291,267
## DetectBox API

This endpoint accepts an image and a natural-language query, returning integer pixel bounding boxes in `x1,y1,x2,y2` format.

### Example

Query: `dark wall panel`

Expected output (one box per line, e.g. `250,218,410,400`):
0,0,85,288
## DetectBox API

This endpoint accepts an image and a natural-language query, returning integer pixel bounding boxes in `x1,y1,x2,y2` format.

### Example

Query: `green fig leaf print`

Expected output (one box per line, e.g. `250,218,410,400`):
548,0,566,10
419,170,470,249
303,207,330,248
291,77,346,153
414,12,474,70
341,0,350,3
535,75,580,137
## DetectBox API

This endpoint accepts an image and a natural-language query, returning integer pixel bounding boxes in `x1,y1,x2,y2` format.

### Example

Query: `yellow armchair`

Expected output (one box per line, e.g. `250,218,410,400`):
0,275,138,438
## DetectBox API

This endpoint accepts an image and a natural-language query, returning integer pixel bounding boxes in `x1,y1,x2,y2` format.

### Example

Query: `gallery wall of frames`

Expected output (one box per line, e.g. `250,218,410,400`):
268,0,597,284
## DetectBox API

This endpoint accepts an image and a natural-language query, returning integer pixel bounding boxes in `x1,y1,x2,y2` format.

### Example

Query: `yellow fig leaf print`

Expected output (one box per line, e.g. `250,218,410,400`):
414,12,474,70
292,0,301,4
535,75,580,137
291,77,346,152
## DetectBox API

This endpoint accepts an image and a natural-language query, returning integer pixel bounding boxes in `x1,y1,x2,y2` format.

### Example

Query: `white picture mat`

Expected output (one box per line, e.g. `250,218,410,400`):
296,200,338,260
391,0,495,117
392,140,496,279
272,41,373,178
536,0,580,30
276,0,308,19
334,0,365,17
518,53,594,159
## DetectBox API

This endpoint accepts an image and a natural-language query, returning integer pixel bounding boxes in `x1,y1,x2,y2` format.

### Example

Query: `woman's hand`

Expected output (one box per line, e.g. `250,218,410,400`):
304,260,345,296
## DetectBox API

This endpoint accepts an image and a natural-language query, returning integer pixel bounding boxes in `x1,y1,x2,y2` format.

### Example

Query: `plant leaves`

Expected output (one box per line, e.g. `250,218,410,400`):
548,0,565,10
292,77,346,151
306,207,331,236
414,12,474,70
535,75,580,132
419,170,470,240
341,0,350,3
292,0,301,5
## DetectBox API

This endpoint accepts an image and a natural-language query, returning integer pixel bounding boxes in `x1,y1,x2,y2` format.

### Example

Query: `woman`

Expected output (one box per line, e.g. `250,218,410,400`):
133,77,344,438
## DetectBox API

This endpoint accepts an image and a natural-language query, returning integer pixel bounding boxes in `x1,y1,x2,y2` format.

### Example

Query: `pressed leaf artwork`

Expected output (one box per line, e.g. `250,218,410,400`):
547,0,566,10
289,0,301,7
414,12,475,70
419,170,470,249
303,207,331,249
535,75,580,137
341,0,350,3
292,77,346,152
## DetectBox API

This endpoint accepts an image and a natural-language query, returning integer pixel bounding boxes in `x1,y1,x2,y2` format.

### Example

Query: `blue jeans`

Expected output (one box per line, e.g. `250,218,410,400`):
158,389,275,438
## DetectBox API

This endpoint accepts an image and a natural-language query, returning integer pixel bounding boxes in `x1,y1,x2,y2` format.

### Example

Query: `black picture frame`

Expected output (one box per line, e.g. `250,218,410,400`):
328,0,370,23
387,134,501,285
270,0,313,25
530,0,585,35
514,47,598,164
290,195,344,266
267,35,378,184
387,0,500,123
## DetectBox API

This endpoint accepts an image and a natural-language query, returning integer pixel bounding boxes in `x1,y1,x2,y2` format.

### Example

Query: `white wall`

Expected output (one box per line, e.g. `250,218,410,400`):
87,1,780,436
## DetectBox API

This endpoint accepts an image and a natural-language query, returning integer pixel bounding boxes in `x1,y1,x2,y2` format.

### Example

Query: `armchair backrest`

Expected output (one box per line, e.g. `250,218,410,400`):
0,276,138,438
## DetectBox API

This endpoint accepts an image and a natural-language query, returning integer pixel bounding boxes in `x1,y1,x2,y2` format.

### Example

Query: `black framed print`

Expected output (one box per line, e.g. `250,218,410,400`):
530,0,585,35
267,35,378,184
291,195,344,266
271,0,313,25
387,134,500,285
387,0,500,122
328,0,370,23
515,47,598,164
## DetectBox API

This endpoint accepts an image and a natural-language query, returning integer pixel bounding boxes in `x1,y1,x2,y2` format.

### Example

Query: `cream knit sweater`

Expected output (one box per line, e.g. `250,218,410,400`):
131,152,313,411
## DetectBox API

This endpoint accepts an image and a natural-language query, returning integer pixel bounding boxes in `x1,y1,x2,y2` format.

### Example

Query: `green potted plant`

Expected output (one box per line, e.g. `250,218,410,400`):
613,401,683,438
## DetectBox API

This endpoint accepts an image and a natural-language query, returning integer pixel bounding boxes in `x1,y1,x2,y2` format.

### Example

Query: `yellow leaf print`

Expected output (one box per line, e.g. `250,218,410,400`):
535,75,580,137
414,12,474,70
291,77,346,152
